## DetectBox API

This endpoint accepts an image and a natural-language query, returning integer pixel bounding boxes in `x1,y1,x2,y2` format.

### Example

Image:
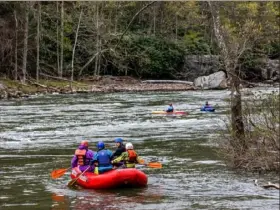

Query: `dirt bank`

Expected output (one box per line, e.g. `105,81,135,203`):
0,76,196,100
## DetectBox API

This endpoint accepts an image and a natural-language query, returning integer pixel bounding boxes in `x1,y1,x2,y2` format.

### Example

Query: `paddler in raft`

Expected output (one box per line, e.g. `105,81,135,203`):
111,142,145,168
112,137,126,168
112,137,126,159
166,103,174,113
71,140,95,174
91,141,113,174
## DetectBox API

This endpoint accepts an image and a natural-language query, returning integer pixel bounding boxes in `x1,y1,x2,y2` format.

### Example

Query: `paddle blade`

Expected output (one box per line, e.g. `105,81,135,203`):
51,168,69,179
148,162,162,168
67,178,78,187
67,165,90,187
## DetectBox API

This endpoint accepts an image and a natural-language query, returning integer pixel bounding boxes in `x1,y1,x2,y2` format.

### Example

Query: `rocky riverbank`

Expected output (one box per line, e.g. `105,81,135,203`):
0,76,196,100
1,76,278,100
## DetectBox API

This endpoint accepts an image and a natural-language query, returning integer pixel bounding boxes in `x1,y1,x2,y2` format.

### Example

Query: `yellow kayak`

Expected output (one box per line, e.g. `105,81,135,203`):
152,111,188,115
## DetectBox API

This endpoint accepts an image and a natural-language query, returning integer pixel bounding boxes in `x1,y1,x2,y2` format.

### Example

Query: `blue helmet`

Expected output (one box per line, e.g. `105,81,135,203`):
97,141,105,150
114,137,123,143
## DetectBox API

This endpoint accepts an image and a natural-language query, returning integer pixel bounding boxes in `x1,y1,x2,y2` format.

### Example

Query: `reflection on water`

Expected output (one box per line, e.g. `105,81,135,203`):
51,186,164,210
0,88,279,209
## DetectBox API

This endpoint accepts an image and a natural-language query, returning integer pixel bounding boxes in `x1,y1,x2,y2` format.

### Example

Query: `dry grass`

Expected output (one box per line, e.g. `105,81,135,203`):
220,92,280,172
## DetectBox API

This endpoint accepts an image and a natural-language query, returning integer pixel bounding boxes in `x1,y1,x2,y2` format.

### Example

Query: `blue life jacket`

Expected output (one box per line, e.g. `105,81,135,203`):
166,106,174,112
97,149,111,167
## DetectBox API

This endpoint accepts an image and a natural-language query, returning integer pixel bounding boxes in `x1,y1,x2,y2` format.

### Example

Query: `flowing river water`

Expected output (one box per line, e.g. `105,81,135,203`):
0,88,279,210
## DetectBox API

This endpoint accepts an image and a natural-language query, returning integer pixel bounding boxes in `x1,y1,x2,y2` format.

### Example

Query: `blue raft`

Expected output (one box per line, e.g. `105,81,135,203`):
200,106,215,112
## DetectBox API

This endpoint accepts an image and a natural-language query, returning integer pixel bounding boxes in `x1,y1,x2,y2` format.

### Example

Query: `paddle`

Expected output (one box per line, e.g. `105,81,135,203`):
50,167,71,179
146,162,162,168
67,166,90,187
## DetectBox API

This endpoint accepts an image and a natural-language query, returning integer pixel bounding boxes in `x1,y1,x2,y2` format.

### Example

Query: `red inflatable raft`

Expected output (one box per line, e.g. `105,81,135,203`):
70,168,148,189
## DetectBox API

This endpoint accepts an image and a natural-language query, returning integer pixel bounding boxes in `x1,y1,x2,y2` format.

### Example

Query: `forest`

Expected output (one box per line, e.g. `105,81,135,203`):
0,1,279,83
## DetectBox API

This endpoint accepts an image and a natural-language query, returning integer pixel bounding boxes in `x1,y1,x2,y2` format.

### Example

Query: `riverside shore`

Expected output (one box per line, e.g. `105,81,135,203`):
0,76,196,99
1,76,278,100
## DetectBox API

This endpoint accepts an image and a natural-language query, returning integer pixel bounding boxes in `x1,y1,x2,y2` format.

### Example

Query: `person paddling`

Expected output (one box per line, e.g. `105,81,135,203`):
112,142,145,168
112,137,126,159
166,103,174,112
112,137,126,168
204,101,210,108
91,141,113,174
71,140,95,174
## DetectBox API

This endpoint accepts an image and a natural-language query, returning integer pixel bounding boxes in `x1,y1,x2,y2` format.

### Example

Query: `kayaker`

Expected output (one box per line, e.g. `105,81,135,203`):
111,142,145,168
166,103,174,112
112,137,126,159
71,140,95,173
91,141,113,174
204,101,210,108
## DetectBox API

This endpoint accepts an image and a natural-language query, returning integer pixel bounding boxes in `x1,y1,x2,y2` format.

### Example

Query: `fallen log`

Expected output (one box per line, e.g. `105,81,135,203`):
254,179,280,190
142,80,193,85
262,182,280,190
40,73,83,85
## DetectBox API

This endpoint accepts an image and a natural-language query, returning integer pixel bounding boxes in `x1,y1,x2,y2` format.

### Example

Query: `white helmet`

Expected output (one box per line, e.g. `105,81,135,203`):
125,142,133,150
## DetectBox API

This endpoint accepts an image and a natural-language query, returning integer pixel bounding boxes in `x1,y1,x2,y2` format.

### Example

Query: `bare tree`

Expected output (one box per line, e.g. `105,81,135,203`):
36,1,41,81
71,8,83,82
94,2,100,76
208,1,259,149
59,1,64,78
22,2,29,84
14,10,18,80
56,1,60,76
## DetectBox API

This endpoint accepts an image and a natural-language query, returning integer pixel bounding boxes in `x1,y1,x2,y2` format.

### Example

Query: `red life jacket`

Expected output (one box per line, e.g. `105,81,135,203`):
127,150,137,163
75,149,87,166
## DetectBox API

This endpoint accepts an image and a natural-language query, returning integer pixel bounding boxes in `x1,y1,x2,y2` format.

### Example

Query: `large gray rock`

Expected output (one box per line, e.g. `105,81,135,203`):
0,82,6,90
194,71,227,89
182,55,221,81
261,59,279,81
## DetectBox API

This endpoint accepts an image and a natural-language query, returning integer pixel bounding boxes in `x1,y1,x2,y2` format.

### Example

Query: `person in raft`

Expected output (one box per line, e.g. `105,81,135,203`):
71,140,95,174
111,142,145,168
166,103,174,112
112,137,126,168
112,137,126,159
91,141,113,174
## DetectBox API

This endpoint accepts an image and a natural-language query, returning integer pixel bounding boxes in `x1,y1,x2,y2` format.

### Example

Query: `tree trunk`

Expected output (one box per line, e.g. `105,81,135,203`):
14,10,18,81
22,2,29,84
94,2,100,76
114,2,118,34
231,75,245,141
36,2,41,82
175,13,178,42
56,2,60,76
208,1,245,145
60,1,64,78
71,9,83,83
153,4,156,35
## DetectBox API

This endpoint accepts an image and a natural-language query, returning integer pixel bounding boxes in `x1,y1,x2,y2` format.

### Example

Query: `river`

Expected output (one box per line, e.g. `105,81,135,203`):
0,88,279,210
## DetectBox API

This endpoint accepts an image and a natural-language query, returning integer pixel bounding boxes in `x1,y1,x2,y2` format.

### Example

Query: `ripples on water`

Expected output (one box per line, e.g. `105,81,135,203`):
0,88,279,209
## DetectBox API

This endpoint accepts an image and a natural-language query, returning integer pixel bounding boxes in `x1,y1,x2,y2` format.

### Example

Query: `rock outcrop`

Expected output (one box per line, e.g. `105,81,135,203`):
194,71,227,89
261,59,279,82
183,55,279,83
183,55,221,81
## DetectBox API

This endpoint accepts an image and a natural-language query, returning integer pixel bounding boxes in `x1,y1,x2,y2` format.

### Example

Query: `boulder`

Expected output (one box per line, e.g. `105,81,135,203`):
261,59,279,81
183,55,221,81
194,71,227,89
0,82,6,90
